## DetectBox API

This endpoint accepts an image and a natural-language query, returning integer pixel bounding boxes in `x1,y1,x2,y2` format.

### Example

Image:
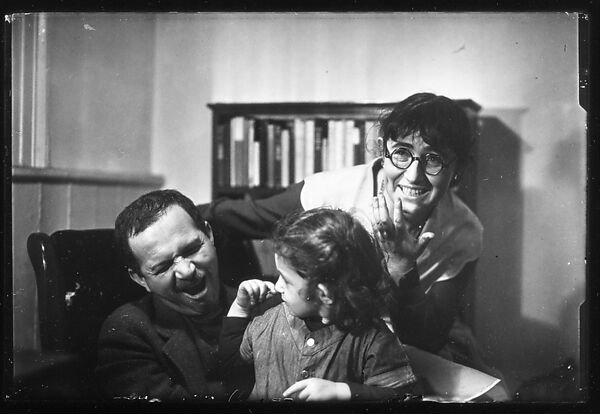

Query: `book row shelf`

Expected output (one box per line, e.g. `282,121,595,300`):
208,101,481,200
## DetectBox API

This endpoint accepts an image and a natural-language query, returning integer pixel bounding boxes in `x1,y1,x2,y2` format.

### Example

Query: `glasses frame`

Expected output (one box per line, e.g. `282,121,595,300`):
383,144,455,176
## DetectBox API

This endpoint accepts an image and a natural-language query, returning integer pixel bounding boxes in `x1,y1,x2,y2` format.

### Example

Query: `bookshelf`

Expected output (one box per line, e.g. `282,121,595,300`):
208,101,481,202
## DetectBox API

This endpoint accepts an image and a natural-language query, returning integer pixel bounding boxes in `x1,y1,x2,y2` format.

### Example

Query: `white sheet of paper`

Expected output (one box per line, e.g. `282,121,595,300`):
404,345,502,402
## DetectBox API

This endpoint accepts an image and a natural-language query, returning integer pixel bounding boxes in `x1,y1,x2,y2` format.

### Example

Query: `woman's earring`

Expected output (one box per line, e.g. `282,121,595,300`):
451,173,460,185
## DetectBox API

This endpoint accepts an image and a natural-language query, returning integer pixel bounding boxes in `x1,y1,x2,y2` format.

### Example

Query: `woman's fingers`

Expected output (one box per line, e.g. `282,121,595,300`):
393,191,403,230
417,232,435,256
372,190,393,241
377,192,390,223
371,196,386,239
372,196,381,224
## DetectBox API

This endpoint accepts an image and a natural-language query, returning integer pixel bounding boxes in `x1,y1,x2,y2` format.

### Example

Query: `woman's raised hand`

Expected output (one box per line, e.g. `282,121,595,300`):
372,191,434,283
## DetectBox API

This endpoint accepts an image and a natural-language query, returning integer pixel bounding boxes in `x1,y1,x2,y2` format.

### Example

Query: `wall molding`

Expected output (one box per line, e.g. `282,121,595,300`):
12,167,164,187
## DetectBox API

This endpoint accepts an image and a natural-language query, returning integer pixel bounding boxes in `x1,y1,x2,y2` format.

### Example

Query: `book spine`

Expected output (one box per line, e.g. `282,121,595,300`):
327,120,335,172
222,122,231,187
344,120,355,169
256,119,269,187
230,116,245,187
215,123,226,188
293,118,305,182
281,128,290,187
314,120,323,173
229,119,236,187
253,139,261,187
267,122,275,188
240,118,251,187
286,121,296,184
321,137,329,172
334,120,344,171
304,119,315,177
273,123,282,188
355,120,366,165
247,118,255,187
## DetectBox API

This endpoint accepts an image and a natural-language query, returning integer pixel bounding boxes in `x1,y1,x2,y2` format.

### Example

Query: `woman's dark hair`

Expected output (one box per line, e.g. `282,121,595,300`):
114,189,209,273
272,207,392,334
378,92,474,182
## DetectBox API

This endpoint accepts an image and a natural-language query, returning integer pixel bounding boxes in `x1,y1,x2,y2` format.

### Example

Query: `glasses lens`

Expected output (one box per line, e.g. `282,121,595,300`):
424,154,443,175
391,148,413,168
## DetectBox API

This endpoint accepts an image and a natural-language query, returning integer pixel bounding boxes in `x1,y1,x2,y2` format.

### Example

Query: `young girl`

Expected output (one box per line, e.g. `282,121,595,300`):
218,207,417,401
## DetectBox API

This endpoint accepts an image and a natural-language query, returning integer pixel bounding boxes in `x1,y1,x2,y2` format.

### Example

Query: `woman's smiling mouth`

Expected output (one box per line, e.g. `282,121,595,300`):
399,185,429,198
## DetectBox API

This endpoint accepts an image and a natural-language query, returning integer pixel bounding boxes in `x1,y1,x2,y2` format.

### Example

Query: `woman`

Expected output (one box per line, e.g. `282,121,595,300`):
200,93,482,359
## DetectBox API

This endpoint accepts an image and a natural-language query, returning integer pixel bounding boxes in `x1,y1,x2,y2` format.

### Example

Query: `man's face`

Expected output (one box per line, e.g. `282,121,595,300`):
128,205,221,316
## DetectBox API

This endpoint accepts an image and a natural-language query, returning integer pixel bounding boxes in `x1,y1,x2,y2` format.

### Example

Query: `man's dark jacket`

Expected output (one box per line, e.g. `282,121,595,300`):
95,289,235,400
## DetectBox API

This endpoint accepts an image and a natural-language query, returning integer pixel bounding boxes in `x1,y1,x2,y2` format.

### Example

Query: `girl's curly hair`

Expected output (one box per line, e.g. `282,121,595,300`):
272,207,393,334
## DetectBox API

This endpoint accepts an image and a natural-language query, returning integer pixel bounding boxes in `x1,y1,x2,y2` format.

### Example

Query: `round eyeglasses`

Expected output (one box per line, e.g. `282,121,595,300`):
384,146,454,176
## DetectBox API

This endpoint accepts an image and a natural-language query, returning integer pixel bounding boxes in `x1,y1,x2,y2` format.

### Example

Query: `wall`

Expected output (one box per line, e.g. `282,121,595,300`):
152,13,586,393
11,13,162,354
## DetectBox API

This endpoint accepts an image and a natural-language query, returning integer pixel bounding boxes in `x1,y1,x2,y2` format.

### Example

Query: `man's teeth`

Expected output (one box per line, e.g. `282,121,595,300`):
400,187,428,197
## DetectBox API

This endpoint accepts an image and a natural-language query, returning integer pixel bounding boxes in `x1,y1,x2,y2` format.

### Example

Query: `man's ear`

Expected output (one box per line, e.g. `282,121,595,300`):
316,283,333,306
129,269,150,293
203,220,214,243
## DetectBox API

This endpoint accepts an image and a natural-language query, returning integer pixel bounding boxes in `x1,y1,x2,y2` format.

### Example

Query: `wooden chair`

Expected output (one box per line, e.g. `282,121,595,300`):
25,227,264,398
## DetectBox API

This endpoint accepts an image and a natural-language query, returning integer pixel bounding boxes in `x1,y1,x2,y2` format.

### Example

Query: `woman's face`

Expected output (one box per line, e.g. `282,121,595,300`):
382,133,457,227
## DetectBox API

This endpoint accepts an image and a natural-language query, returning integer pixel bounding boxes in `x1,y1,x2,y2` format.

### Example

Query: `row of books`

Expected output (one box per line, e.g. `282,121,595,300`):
215,117,379,188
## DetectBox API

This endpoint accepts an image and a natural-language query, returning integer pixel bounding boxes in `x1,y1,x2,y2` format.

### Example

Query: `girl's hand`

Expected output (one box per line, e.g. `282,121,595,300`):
282,378,351,401
227,279,275,318
372,191,434,283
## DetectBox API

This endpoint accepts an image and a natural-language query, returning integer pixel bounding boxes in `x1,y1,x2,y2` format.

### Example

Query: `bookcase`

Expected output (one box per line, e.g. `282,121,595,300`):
208,101,481,203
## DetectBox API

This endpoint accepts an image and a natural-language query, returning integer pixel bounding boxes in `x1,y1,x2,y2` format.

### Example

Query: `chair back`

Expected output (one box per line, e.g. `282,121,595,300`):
27,229,146,365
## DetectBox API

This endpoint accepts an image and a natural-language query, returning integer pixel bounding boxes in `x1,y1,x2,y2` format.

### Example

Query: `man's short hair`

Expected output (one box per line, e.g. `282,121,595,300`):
114,189,208,274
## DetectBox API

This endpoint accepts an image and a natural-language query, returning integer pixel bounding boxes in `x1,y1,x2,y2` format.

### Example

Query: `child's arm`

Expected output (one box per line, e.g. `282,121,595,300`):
227,279,276,318
218,279,276,400
282,378,414,402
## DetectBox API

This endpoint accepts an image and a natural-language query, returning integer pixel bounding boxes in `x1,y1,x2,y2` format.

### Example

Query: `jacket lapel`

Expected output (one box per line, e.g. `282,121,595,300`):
153,296,210,396
151,286,237,397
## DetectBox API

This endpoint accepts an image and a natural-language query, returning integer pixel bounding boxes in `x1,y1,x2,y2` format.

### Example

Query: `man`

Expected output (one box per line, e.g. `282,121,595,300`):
95,189,238,400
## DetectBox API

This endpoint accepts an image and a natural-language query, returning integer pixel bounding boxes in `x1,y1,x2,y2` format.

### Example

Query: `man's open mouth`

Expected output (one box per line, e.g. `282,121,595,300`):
181,277,206,297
